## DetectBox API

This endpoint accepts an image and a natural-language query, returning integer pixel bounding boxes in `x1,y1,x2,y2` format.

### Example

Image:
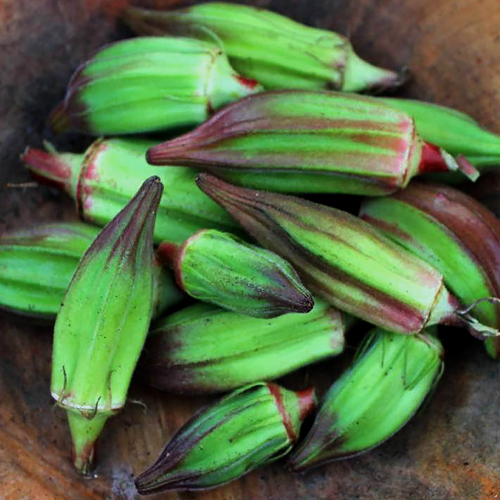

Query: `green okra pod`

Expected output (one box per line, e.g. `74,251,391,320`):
22,138,238,244
51,177,163,475
288,328,444,471
123,3,400,93
142,299,347,393
135,382,316,493
158,229,313,318
50,36,261,136
148,90,478,196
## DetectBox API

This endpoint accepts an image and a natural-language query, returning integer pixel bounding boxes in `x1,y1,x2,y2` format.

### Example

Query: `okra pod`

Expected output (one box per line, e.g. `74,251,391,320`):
149,91,477,196
22,138,238,244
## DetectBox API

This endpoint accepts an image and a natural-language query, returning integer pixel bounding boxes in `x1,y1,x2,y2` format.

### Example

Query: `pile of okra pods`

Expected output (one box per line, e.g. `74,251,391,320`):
4,2,500,494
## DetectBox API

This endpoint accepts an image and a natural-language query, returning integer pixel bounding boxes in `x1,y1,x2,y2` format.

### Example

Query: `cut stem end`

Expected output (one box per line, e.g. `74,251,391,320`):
419,142,479,181
67,410,109,477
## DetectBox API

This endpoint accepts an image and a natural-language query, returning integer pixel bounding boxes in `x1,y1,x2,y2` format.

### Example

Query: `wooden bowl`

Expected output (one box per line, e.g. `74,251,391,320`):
1,1,500,499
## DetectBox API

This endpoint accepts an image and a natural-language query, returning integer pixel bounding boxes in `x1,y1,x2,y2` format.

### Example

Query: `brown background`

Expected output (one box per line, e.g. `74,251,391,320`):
1,1,500,499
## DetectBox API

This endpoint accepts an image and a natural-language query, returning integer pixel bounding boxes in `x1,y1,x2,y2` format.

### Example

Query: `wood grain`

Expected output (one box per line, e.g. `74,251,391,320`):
1,1,500,499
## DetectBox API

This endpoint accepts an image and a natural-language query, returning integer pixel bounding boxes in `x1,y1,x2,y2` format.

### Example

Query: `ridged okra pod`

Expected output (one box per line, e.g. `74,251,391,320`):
288,328,444,471
135,382,316,493
50,36,261,136
360,183,500,357
22,138,238,244
148,90,478,196
51,177,162,475
196,174,498,337
158,229,313,317
141,299,347,393
0,222,182,320
381,98,500,168
123,3,400,92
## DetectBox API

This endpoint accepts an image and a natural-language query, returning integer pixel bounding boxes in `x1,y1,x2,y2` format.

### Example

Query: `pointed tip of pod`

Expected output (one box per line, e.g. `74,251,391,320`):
48,79,96,135
265,279,314,317
195,173,265,225
135,464,170,495
342,50,405,93
286,401,338,473
121,6,181,37
146,136,192,166
196,172,241,201
283,288,315,315
92,175,163,259
139,174,163,192
48,101,72,134
194,172,275,245
287,433,342,474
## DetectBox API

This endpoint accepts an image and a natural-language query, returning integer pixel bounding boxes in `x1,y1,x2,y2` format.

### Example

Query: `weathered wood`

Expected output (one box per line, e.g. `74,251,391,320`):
1,1,500,499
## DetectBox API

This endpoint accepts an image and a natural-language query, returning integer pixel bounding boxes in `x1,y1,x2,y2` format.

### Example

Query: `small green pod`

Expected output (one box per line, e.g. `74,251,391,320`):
381,98,500,168
135,382,316,493
159,229,313,317
49,36,261,136
142,299,347,393
359,183,500,358
196,174,498,337
123,3,400,92
148,90,477,196
51,177,163,475
22,137,238,244
288,328,444,472
0,222,182,321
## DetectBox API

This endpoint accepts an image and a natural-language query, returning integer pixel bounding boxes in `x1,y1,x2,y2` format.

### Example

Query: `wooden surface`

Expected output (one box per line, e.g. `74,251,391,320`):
1,1,500,499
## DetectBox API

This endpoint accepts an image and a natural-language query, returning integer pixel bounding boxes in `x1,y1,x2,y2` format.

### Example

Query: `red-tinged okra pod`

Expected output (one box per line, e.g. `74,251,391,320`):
196,174,499,337
148,90,478,196
359,183,500,358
